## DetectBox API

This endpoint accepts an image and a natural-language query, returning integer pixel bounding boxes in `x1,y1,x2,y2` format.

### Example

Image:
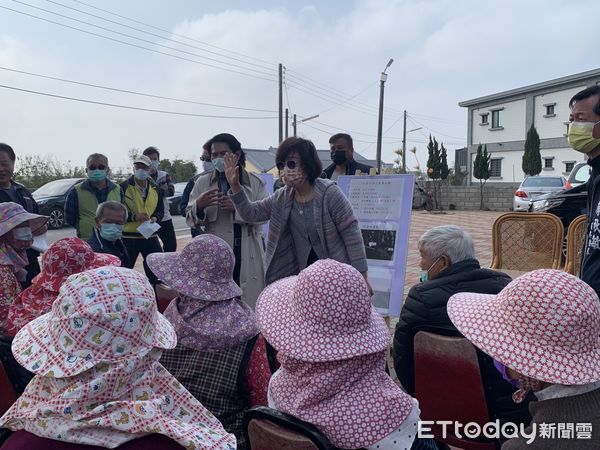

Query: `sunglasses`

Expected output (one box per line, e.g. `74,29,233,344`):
276,160,297,171
88,164,107,170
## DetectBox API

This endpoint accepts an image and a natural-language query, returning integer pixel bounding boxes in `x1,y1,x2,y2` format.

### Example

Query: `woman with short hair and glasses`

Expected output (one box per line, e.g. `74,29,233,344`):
224,137,370,289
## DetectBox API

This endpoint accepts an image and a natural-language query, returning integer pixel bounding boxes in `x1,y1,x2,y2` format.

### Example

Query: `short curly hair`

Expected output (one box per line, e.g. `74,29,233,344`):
275,137,323,183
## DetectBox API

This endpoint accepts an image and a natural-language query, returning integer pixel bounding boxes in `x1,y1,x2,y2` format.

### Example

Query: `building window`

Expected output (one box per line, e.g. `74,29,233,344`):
491,110,503,129
490,158,502,177
564,122,570,137
543,102,556,118
480,113,489,125
565,161,575,173
543,158,554,169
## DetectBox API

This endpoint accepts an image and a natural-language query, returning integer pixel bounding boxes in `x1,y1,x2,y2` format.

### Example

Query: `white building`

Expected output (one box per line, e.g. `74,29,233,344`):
459,69,600,184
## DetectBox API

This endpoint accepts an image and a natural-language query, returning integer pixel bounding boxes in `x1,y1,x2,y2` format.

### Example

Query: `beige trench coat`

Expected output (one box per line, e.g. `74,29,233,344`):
186,169,267,309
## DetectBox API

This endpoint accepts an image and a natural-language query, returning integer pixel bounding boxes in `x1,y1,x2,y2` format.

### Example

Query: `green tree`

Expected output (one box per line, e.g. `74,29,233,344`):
473,143,491,210
522,124,542,176
426,135,441,179
393,147,406,174
14,154,86,189
159,158,197,183
440,143,449,181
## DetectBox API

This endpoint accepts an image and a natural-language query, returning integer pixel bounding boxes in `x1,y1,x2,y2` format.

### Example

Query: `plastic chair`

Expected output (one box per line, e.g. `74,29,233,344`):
490,212,564,271
413,330,500,450
243,406,340,450
155,283,178,313
564,215,587,276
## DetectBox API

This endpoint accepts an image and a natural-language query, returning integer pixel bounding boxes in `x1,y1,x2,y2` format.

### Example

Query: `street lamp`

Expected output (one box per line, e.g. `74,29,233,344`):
376,58,394,174
293,114,319,136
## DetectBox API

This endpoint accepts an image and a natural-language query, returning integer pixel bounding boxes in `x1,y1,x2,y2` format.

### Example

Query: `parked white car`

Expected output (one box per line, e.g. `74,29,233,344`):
513,176,566,211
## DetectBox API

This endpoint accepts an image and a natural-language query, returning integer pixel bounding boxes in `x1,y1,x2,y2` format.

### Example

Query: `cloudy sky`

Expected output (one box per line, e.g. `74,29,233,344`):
0,0,598,173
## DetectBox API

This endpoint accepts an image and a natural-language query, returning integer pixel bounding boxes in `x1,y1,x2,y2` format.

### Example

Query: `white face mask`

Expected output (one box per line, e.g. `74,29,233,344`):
202,161,214,172
13,226,33,241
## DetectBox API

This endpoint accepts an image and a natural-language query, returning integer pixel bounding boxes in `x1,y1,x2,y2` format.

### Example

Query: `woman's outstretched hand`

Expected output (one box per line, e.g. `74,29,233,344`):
224,153,241,193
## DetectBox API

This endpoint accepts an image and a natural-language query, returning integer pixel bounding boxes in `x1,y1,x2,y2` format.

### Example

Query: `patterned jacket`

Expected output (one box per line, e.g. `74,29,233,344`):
231,177,367,284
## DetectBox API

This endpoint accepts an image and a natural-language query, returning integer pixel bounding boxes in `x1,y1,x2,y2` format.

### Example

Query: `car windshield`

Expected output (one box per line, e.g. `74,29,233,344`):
173,182,187,195
33,179,80,197
521,177,564,188
573,165,591,183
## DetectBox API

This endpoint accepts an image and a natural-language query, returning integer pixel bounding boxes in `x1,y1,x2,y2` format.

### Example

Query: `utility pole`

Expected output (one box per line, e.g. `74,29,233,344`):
293,114,297,136
285,108,289,139
402,110,407,172
278,63,283,144
375,58,394,174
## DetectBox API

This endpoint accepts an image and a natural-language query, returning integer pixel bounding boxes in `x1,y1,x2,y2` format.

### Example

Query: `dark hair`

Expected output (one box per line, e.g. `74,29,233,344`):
569,86,600,115
206,133,245,167
86,153,108,167
0,143,16,162
201,139,211,162
276,137,323,183
142,146,160,158
328,133,354,150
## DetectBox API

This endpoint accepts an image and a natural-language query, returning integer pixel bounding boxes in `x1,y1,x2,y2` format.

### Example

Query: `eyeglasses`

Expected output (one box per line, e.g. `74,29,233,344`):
88,164,107,170
276,160,297,171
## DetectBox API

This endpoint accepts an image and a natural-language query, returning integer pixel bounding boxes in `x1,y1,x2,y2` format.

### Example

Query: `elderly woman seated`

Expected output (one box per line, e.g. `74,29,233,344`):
0,202,47,335
392,225,532,425
448,269,600,449
148,234,272,450
0,266,236,450
256,258,438,450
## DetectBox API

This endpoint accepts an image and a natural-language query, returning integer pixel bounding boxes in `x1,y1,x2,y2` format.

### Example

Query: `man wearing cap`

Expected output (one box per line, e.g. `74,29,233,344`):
0,143,47,288
568,86,600,298
186,133,267,309
120,155,164,286
143,146,177,252
323,133,372,180
64,153,124,241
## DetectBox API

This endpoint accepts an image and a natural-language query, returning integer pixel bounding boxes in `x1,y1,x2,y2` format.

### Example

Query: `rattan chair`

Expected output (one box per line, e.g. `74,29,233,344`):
490,213,564,271
564,215,588,276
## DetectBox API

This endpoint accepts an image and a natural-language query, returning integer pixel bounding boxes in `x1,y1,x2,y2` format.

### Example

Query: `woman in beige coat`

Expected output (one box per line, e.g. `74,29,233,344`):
186,133,267,309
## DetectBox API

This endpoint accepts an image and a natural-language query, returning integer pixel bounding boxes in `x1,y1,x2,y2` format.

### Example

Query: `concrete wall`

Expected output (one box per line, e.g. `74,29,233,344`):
471,98,527,145
420,181,520,211
533,86,585,138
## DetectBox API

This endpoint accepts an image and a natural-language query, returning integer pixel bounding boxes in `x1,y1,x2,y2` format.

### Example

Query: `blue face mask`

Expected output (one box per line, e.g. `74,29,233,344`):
99,223,123,241
150,160,159,170
419,257,441,283
213,158,225,172
88,169,107,182
202,161,214,172
135,169,149,180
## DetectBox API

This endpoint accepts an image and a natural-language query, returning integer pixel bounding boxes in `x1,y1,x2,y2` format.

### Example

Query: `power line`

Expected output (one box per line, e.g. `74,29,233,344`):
0,83,279,119
407,114,465,141
0,65,278,113
0,5,277,83
70,0,277,67
407,111,464,126
44,0,276,73
11,0,277,79
316,80,378,115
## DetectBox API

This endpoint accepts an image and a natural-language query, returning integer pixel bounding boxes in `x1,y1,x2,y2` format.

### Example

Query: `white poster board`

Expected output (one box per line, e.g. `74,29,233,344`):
337,174,414,316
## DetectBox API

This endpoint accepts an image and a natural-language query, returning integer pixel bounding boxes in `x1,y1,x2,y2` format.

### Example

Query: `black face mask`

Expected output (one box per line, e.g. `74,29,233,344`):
332,150,347,165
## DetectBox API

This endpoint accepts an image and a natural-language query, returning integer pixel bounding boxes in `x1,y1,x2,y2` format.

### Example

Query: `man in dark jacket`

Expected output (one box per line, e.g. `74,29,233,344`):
393,225,532,425
0,143,47,288
568,86,600,299
87,200,129,266
323,133,372,180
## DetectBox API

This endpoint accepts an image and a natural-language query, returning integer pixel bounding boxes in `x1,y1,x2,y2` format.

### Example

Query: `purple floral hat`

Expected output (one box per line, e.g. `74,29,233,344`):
0,202,48,237
147,234,243,301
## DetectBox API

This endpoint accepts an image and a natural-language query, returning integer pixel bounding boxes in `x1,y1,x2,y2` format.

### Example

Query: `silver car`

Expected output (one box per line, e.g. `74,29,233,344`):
513,176,566,211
